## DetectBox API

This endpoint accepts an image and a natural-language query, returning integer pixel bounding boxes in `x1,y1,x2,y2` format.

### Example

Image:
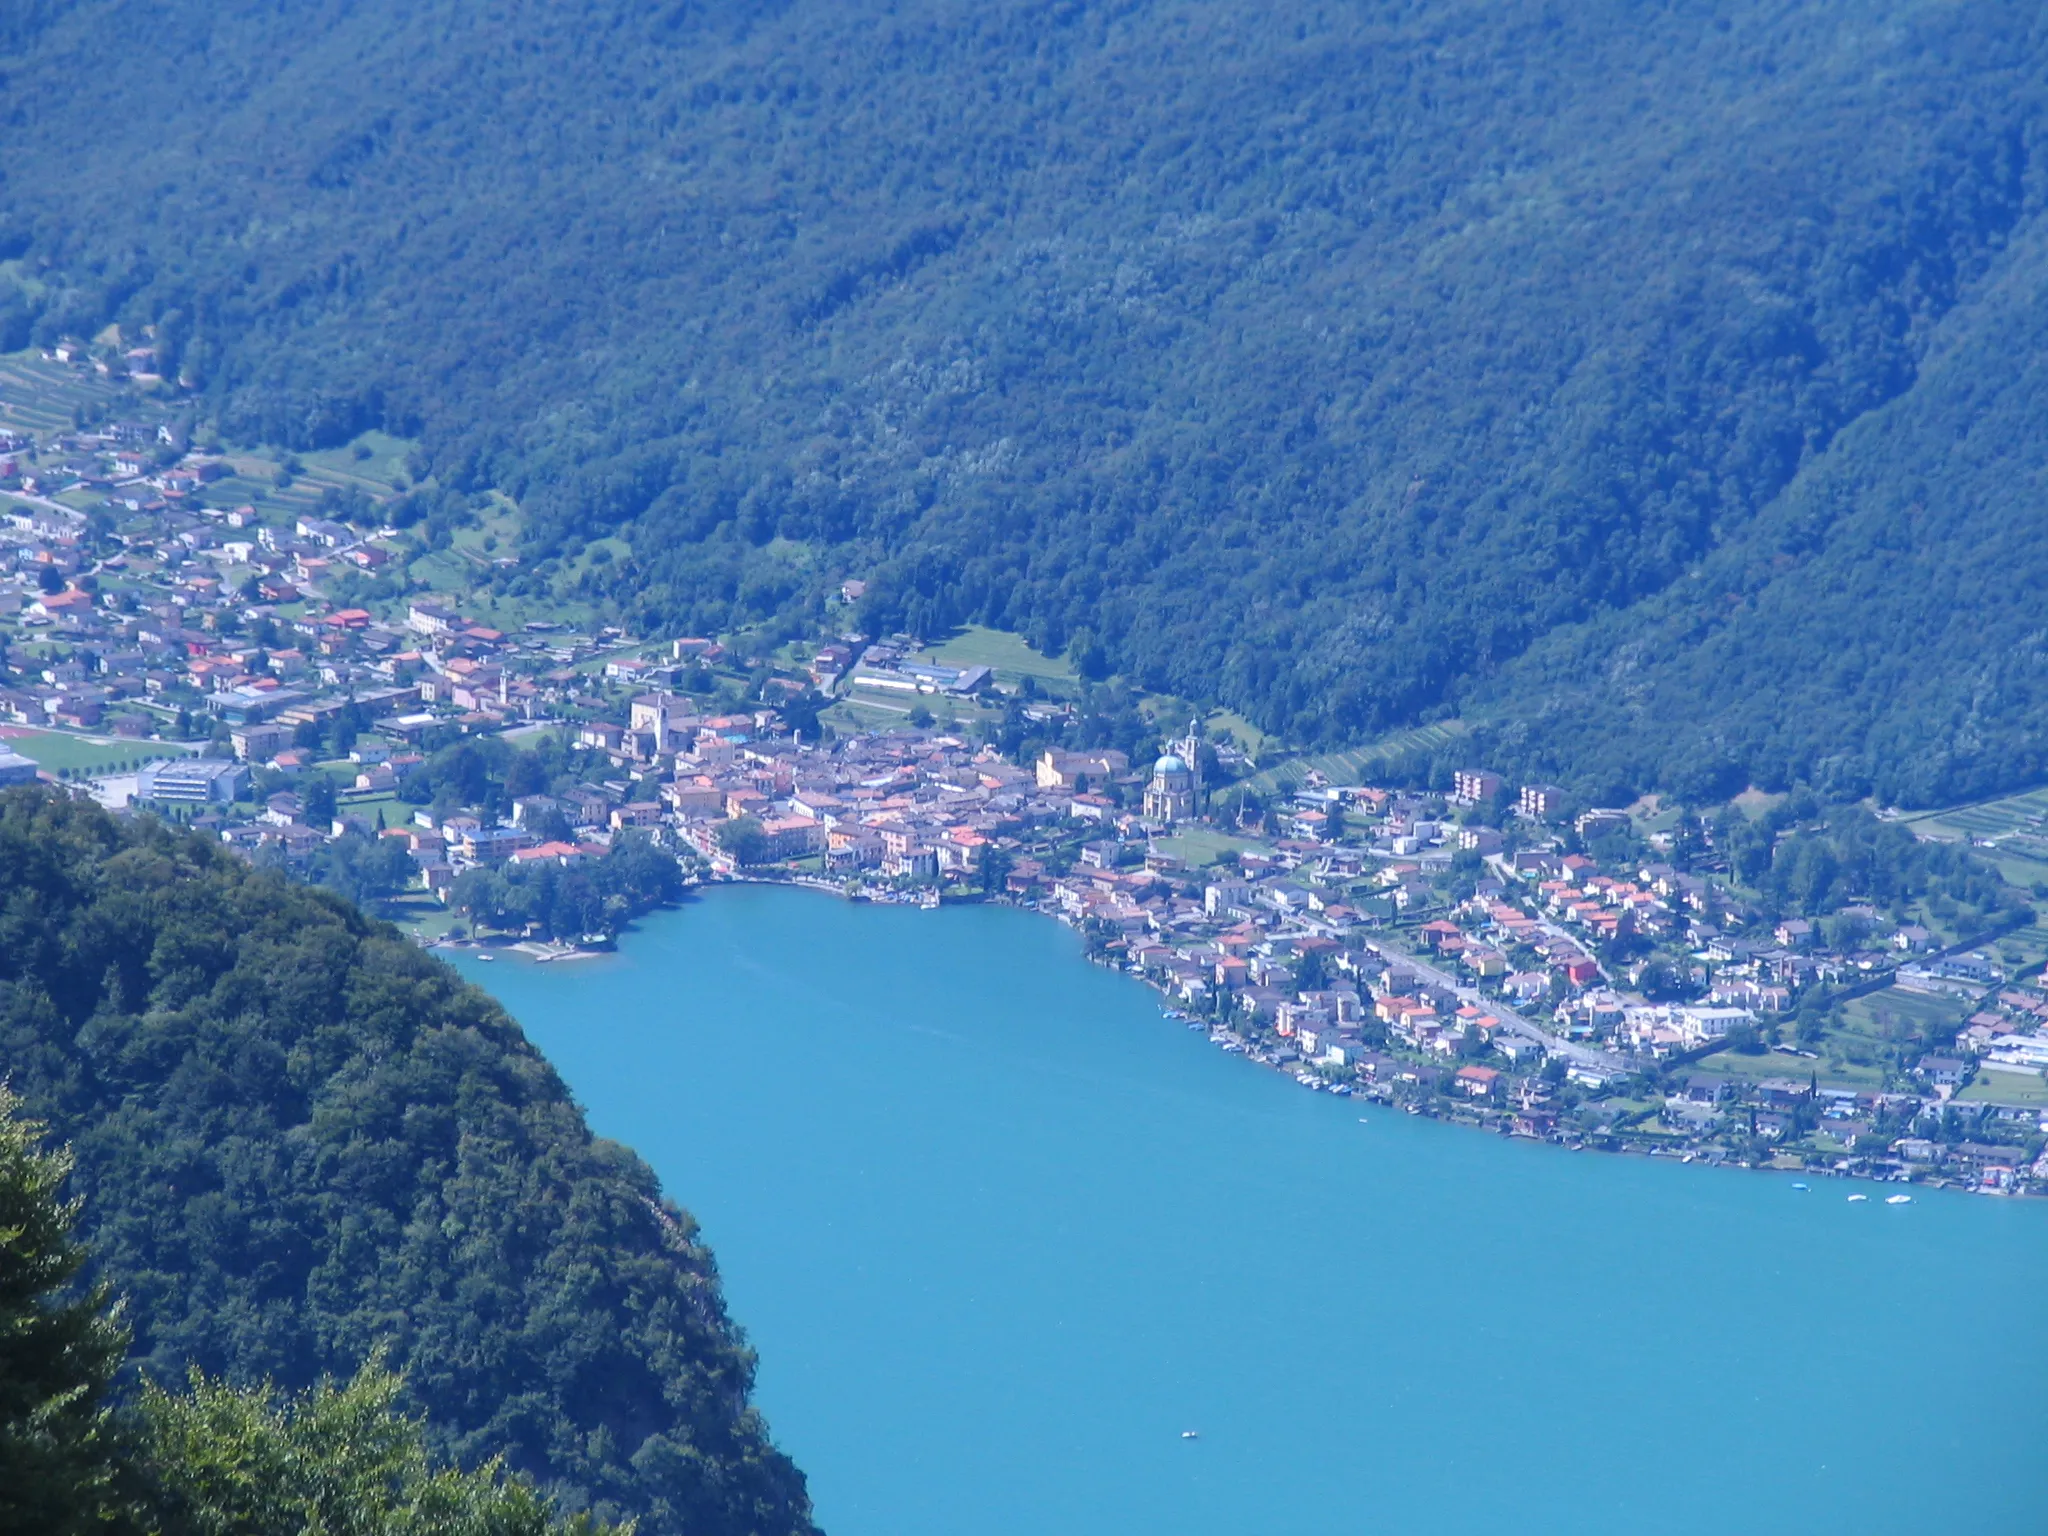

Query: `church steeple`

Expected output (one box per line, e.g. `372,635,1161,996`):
1179,716,1203,806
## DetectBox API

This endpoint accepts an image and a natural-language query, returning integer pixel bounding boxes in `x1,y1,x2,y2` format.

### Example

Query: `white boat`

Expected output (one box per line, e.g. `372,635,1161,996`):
1180,1430,1200,1440
1847,1194,1868,1203
1791,1182,1809,1191
1885,1194,1913,1205
473,953,495,962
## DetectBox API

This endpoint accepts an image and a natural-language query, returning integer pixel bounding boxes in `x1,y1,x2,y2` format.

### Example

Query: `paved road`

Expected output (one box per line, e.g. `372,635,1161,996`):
1366,937,1630,1074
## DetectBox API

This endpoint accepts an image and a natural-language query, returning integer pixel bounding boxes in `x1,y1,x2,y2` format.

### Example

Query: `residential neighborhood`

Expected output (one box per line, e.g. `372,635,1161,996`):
2,367,2045,1199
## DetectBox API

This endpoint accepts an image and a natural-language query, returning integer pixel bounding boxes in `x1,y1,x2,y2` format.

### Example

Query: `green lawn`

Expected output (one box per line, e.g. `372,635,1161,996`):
1693,1043,1885,1093
916,625,1077,686
1841,986,1968,1036
383,893,461,940
1203,709,1275,756
1956,1070,2048,1106
827,692,997,732
334,792,405,825
0,727,177,776
822,697,914,731
408,547,490,594
299,429,417,495
1153,826,1264,866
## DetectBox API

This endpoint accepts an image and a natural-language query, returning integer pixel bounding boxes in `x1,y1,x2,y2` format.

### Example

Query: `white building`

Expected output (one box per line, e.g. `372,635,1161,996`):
137,758,248,804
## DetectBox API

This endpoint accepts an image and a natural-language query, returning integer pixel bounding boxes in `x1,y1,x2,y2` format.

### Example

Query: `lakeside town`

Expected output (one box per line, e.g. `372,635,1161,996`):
3,360,2046,1199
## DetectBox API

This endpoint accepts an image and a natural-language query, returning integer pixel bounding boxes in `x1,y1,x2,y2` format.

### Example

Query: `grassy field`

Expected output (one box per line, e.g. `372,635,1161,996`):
1697,1044,1886,1093
1245,720,1469,795
826,691,994,734
1203,709,1274,756
1841,985,1969,1038
1153,826,1262,866
382,892,462,940
1956,1069,2048,1107
1831,985,1971,1084
915,625,1077,687
1626,793,1684,840
0,726,178,776
1981,919,2048,975
333,791,405,826
300,430,415,492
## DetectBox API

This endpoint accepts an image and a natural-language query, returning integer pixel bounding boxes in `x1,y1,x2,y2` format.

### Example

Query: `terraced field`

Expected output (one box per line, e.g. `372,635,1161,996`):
1904,785,2048,842
0,351,158,436
1841,984,1968,1049
1245,720,1469,795
1899,786,2048,889
0,348,414,523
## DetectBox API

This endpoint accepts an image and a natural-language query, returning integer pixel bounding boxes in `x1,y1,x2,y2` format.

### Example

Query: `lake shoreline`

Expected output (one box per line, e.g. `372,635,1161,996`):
491,874,2040,1200
457,882,2048,1536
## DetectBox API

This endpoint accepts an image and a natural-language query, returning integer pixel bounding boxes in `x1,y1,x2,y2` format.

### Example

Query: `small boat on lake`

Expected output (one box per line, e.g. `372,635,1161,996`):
474,953,496,962
1791,1182,1809,1191
1847,1194,1868,1203
1886,1194,1913,1205
1181,1430,1200,1440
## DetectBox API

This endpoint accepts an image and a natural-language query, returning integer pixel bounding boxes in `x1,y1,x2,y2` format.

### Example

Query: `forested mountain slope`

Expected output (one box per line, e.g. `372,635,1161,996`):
0,788,816,1536
2,2,2046,798
1470,212,2048,808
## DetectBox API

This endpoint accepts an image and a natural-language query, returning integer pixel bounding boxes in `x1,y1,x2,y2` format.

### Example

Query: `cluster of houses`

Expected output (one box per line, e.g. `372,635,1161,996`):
3,400,2042,1191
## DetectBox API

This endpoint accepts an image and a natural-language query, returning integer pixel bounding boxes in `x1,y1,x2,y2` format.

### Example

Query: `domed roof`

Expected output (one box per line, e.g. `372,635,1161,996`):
1155,754,1187,774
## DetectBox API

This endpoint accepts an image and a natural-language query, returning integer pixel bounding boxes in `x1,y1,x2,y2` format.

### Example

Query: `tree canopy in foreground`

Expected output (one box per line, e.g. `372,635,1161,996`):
0,787,815,1536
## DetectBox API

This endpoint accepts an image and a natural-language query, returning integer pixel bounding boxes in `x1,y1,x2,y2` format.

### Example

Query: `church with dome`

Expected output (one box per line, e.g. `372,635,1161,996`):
1143,724,1203,824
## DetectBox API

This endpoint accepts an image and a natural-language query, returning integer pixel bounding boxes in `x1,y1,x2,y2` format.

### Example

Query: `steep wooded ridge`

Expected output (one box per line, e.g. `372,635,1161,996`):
2,2,2046,801
0,788,816,1536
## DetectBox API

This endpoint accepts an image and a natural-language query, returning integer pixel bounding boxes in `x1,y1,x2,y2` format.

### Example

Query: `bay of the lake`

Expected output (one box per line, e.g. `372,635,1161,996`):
456,885,2048,1536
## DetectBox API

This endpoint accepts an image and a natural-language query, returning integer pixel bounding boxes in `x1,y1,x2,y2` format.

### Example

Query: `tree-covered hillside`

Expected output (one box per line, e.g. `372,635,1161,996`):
0,788,816,1536
1472,210,2048,807
2,2,2045,799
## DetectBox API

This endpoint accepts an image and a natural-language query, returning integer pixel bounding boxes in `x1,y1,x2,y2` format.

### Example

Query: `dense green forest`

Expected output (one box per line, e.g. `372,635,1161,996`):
3,2,2047,801
0,787,816,1536
2,1081,613,1534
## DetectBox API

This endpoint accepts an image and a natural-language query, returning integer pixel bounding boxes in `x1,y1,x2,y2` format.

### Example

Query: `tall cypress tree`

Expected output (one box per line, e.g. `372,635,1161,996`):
0,1086,130,1535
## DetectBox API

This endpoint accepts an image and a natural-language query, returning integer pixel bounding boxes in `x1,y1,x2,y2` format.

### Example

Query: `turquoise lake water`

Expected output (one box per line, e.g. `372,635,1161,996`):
457,886,2048,1536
